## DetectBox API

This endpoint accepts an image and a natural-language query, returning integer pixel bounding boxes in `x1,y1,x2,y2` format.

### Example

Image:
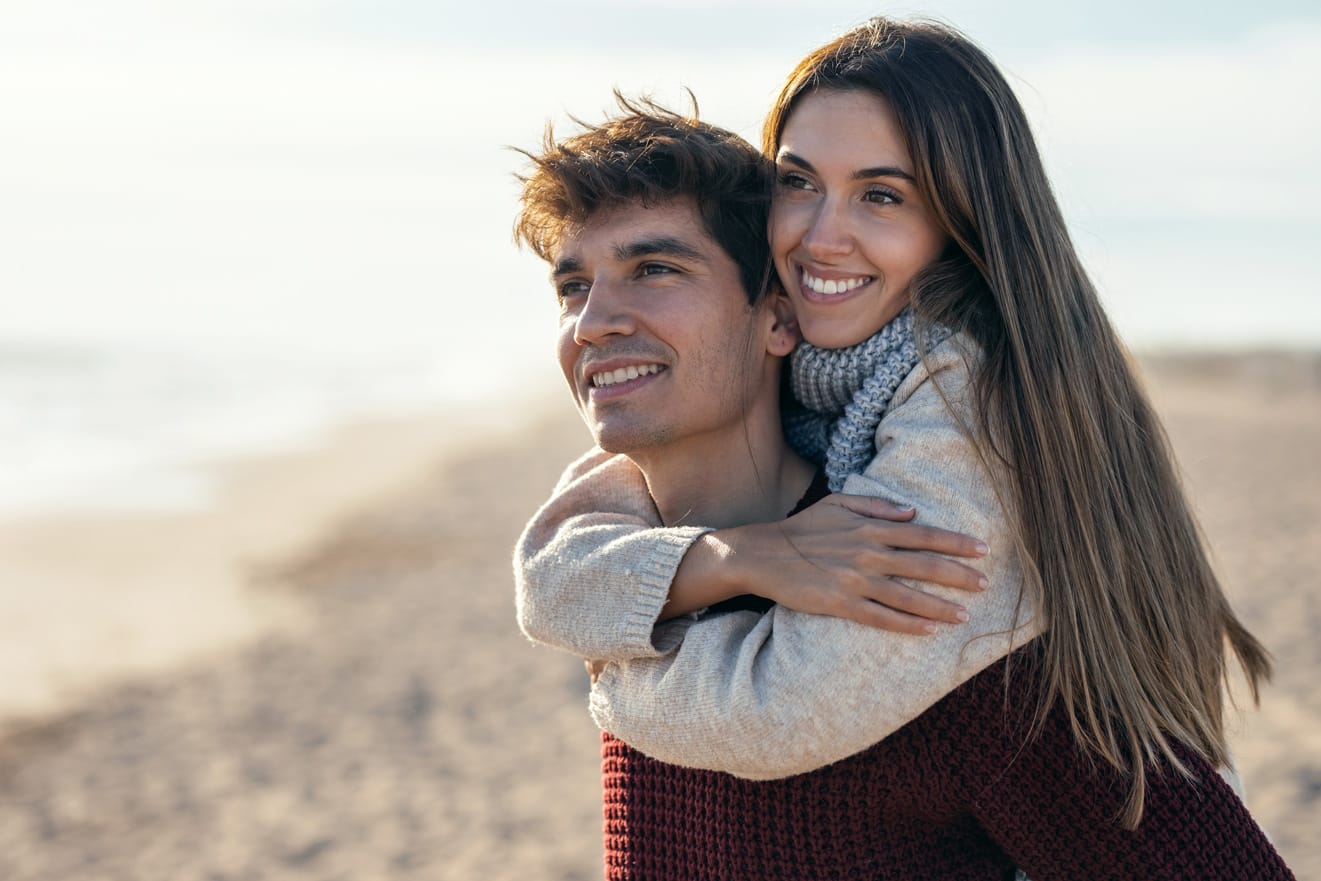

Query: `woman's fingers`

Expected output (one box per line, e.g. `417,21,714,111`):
864,578,970,625
864,520,988,558
844,597,949,635
829,493,917,522
833,580,970,633
865,548,988,593
825,494,987,559
741,493,994,629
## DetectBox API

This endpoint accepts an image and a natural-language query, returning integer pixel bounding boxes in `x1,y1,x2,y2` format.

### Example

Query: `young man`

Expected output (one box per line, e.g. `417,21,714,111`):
527,110,814,552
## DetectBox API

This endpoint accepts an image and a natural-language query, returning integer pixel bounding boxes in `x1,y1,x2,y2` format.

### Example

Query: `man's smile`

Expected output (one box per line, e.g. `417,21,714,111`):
590,362,666,388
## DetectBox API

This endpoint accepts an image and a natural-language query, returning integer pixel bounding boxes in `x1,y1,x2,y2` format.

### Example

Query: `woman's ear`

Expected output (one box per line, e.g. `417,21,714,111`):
766,289,800,356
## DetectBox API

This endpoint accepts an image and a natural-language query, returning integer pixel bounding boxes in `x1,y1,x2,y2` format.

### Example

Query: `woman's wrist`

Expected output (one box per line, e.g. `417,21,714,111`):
660,528,759,620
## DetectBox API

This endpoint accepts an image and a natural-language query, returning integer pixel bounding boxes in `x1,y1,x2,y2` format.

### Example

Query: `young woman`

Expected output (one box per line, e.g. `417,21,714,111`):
515,17,1293,879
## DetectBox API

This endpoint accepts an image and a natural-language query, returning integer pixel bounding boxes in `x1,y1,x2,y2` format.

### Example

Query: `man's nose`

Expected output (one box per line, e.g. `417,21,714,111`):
802,197,855,261
572,280,635,346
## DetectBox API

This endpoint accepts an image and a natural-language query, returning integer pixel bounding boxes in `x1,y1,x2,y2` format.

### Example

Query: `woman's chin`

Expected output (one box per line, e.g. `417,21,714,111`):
800,315,889,350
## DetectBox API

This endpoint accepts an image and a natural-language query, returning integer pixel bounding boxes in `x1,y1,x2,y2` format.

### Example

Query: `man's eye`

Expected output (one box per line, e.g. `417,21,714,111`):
639,263,676,277
558,280,590,299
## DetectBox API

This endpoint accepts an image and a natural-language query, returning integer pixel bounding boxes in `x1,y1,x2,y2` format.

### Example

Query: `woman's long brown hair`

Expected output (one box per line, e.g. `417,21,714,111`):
764,17,1271,827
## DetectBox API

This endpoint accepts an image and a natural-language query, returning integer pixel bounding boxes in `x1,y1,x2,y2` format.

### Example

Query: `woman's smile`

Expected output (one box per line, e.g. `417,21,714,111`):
797,267,876,302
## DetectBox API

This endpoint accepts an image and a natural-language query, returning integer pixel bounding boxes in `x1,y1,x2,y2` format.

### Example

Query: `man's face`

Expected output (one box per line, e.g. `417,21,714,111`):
552,199,774,456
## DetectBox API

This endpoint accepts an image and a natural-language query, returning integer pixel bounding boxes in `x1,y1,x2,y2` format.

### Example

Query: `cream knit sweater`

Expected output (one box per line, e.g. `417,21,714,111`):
515,334,1046,777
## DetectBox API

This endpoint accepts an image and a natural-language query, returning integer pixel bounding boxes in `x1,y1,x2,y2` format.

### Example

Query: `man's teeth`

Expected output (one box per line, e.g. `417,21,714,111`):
802,270,870,295
591,364,663,388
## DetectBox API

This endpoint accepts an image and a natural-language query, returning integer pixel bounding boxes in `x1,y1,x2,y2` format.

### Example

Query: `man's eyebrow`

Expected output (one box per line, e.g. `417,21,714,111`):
779,151,917,184
551,256,582,279
551,237,705,279
615,236,704,263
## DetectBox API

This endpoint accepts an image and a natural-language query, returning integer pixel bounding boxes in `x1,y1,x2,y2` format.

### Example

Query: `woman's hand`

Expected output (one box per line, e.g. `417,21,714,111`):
665,494,988,634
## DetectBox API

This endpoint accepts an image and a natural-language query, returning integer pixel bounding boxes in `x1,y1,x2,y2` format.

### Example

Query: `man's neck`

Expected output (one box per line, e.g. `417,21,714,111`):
628,417,816,528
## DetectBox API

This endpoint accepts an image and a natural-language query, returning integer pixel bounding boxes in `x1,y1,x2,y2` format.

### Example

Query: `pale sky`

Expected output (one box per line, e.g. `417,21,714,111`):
1,0,1318,360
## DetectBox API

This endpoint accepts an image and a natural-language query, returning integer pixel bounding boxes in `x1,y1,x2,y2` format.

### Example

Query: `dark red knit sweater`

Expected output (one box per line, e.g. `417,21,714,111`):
601,647,1295,881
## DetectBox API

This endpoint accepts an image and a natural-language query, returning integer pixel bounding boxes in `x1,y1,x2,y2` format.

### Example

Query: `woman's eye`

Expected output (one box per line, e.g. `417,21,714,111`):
777,172,815,192
864,187,902,205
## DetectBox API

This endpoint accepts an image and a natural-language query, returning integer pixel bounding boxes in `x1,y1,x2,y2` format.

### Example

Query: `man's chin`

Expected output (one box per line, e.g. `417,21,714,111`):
589,424,670,456
592,434,634,455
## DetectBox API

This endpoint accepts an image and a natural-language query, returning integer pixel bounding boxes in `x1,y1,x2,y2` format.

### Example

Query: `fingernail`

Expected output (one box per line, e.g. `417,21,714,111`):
955,609,970,623
978,576,989,590
974,541,989,555
897,505,915,513
923,623,939,635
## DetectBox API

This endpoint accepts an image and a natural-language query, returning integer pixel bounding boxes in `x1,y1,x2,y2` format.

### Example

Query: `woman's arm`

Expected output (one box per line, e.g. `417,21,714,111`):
516,441,988,662
514,447,709,662
664,494,988,632
589,337,1040,777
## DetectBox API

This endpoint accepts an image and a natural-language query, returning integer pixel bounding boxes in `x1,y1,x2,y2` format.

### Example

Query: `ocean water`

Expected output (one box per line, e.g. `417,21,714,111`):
0,334,560,517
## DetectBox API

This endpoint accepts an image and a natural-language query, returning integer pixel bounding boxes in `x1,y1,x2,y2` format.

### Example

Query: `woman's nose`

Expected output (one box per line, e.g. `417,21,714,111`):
802,198,855,261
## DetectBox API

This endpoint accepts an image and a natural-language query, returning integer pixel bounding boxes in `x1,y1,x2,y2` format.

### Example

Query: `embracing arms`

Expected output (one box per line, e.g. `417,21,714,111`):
514,439,987,664
661,492,988,628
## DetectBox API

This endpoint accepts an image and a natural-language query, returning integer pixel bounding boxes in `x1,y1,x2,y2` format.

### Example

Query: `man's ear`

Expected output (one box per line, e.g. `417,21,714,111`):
765,289,800,356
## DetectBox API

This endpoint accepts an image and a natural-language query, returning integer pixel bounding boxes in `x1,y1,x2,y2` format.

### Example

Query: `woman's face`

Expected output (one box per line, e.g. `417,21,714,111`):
769,89,948,349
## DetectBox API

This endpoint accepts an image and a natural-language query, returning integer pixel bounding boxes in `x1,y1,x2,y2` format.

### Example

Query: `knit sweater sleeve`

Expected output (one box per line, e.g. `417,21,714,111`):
968,677,1296,880
513,446,711,661
589,336,1042,778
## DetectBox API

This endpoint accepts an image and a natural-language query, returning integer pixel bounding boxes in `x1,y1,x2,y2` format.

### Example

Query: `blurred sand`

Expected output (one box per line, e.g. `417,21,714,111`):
0,352,1316,880
0,404,536,721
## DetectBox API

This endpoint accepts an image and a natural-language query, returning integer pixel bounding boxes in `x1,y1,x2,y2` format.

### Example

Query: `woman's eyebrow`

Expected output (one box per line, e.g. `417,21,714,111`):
779,150,916,183
852,165,916,183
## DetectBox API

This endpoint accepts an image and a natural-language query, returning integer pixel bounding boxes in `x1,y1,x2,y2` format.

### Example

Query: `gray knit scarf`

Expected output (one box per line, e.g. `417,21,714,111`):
785,309,953,491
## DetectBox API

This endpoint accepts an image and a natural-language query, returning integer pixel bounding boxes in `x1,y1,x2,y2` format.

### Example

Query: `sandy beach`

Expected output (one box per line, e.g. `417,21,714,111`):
0,352,1317,880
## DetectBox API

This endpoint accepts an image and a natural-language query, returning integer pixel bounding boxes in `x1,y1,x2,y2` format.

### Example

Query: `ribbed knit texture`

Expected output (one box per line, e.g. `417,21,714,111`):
785,309,953,491
601,646,1296,881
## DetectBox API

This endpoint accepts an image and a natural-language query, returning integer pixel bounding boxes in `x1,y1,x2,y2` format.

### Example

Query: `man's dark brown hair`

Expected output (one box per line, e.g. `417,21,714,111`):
514,92,774,304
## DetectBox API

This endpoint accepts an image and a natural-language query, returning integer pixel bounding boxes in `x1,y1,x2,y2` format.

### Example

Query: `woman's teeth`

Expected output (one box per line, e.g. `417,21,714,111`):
802,270,871,295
